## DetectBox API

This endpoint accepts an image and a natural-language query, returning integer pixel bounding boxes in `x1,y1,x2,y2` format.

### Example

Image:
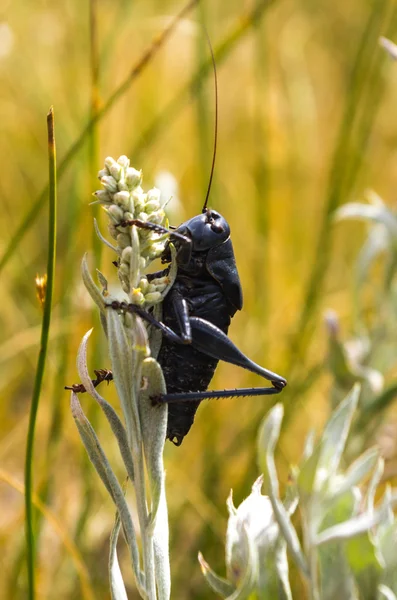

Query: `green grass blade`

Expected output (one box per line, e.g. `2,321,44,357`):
24,107,57,600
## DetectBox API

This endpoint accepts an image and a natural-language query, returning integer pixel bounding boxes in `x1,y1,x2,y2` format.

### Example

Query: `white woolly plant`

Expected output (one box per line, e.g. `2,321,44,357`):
70,155,178,600
199,384,397,600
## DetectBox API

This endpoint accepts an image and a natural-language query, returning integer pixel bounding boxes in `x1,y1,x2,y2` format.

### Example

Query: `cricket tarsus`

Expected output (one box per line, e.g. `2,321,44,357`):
65,369,113,393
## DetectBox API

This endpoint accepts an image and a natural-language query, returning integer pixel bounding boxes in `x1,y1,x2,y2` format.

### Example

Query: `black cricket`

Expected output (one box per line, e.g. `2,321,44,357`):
112,207,287,446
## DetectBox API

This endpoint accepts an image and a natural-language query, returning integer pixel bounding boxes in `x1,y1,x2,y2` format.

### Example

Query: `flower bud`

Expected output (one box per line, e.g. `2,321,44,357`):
147,187,160,201
138,277,149,294
144,291,162,305
121,247,132,264
117,180,129,192
137,212,148,223
126,167,142,189
97,168,109,179
131,288,145,305
107,205,124,222
119,263,129,276
139,256,147,270
150,276,169,287
109,162,122,182
101,175,118,193
113,191,131,211
117,155,130,169
147,209,165,225
123,211,133,223
132,190,145,212
117,233,131,249
104,156,117,171
93,189,111,203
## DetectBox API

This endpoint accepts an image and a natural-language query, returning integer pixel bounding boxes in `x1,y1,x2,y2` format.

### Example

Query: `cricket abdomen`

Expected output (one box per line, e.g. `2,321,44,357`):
159,274,236,445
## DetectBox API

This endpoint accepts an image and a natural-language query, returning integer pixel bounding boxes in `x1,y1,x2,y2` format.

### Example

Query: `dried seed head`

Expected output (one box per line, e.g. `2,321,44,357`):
35,273,47,308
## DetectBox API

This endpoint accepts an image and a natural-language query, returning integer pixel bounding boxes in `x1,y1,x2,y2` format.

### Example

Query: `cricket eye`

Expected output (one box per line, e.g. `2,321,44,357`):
211,222,224,233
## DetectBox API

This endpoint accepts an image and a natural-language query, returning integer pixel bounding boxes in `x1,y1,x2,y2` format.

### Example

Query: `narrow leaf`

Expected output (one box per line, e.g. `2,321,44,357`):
76,330,134,481
109,513,128,600
81,253,106,314
315,384,360,487
258,405,309,577
198,552,236,598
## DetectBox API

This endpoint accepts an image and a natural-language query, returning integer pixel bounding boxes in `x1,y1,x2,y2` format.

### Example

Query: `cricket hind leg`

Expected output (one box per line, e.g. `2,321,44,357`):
159,316,287,403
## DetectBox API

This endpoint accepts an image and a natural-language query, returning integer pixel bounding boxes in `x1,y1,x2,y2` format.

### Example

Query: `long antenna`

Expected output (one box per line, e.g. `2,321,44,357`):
202,26,218,213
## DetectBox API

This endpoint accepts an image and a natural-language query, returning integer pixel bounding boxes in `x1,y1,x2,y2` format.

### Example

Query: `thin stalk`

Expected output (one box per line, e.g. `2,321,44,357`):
25,107,57,600
0,0,199,275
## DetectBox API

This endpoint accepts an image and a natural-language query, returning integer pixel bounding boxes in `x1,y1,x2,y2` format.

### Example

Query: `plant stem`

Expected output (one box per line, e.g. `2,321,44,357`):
25,107,57,600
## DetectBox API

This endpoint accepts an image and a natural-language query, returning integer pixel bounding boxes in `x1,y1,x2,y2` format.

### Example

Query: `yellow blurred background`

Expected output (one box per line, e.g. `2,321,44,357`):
2,0,397,597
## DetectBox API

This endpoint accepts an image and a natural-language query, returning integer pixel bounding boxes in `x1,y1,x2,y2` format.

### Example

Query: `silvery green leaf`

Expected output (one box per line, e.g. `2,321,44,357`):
138,357,170,598
109,512,128,600
315,495,397,547
298,441,322,496
335,203,397,240
106,308,140,449
257,404,284,491
76,329,134,481
94,217,118,253
198,552,236,598
318,536,357,600
379,36,397,60
302,429,316,462
345,533,381,599
100,310,108,338
275,540,292,600
81,253,106,314
96,269,109,293
226,522,258,600
258,405,309,577
317,489,361,599
226,476,280,586
71,392,115,499
315,512,379,546
227,490,237,517
377,498,397,580
379,486,395,529
283,478,299,517
153,488,170,600
365,457,384,514
70,393,144,593
139,357,167,525
315,384,360,489
331,447,379,499
379,585,397,600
